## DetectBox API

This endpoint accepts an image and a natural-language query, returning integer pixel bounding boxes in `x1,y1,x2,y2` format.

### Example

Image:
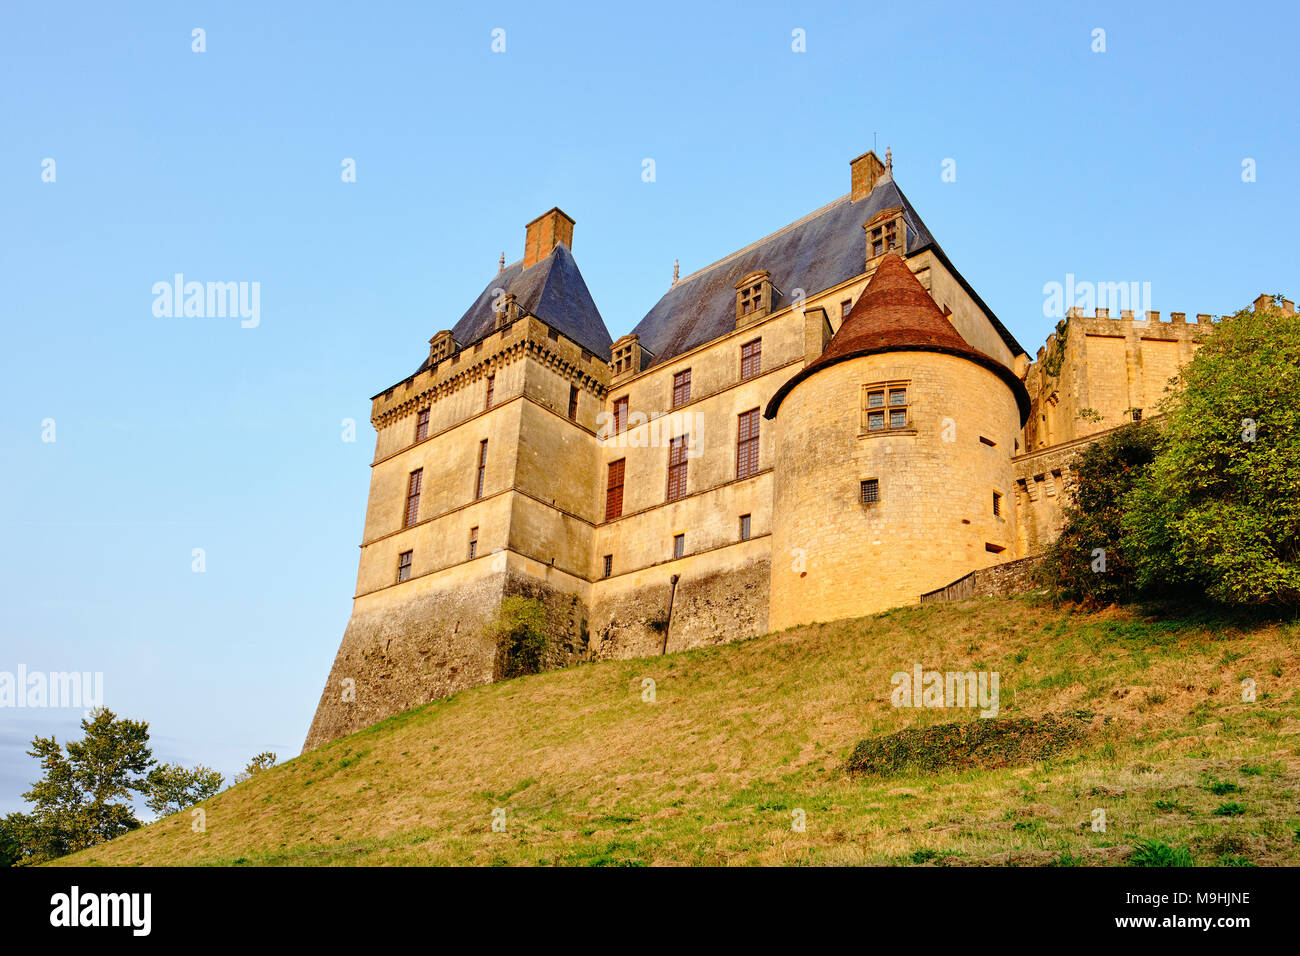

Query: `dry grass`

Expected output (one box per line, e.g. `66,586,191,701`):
56,596,1300,867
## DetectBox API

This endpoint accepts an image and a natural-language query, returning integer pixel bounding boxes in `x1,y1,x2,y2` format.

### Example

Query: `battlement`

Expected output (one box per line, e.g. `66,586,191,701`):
1032,308,1219,364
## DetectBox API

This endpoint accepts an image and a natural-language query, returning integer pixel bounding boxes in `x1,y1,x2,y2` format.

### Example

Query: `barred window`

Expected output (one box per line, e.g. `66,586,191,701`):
672,369,691,408
468,526,478,560
993,492,1002,517
673,533,685,559
667,435,689,502
860,478,879,504
740,339,762,380
415,407,430,442
397,550,413,583
736,408,760,479
602,554,613,578
404,469,423,527
739,514,752,541
614,396,629,435
485,375,495,410
605,458,625,521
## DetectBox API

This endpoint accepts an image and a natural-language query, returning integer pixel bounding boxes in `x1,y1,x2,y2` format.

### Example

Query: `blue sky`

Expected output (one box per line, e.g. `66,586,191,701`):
1,0,1296,813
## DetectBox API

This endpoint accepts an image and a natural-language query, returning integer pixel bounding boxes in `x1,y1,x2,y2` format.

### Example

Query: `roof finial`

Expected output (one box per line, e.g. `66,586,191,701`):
671,258,679,288
498,251,505,275
885,147,892,171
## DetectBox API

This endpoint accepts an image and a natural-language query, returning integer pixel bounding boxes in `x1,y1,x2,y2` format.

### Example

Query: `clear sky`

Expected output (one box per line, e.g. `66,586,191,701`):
1,0,1296,813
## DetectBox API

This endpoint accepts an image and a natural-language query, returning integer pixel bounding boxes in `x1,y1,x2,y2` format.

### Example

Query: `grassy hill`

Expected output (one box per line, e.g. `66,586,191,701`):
61,597,1300,866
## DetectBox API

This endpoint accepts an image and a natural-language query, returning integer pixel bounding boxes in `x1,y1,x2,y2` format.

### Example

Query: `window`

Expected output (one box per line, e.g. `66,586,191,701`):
739,514,752,541
415,407,430,441
485,375,495,410
860,478,879,504
734,270,774,325
868,217,901,257
475,440,488,500
993,492,1002,517
468,527,478,560
614,396,629,435
986,542,1006,554
397,550,413,583
672,369,691,408
979,435,997,447
673,534,685,559
740,339,762,380
568,385,579,420
602,554,613,578
404,469,423,527
605,459,625,521
667,435,689,502
739,283,763,316
863,382,910,432
736,408,760,479
1132,408,1143,421
841,299,853,320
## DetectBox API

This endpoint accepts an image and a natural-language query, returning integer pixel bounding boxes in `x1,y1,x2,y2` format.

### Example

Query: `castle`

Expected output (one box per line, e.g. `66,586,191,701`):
303,148,1270,750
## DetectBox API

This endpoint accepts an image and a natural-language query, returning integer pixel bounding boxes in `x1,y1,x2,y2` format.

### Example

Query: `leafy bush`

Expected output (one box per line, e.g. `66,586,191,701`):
233,752,277,785
1122,299,1300,606
491,596,551,680
1041,422,1161,605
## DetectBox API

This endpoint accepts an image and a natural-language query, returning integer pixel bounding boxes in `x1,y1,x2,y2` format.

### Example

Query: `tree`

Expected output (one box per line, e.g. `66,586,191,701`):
1123,299,1300,605
145,763,224,818
233,752,277,785
1041,421,1161,605
0,813,27,867
20,707,152,862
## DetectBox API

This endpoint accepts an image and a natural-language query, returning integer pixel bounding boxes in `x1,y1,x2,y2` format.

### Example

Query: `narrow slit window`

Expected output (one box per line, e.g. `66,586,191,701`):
673,534,685,559
568,385,579,420
993,492,1002,517
415,407,430,442
397,550,412,583
979,436,997,447
485,375,495,410
602,554,613,578
475,440,488,500
404,469,423,527
985,542,1006,554
468,527,478,560
739,514,752,541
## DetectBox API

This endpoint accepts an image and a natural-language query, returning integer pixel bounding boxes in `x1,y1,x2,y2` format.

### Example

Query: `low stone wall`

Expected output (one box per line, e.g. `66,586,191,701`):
919,555,1045,604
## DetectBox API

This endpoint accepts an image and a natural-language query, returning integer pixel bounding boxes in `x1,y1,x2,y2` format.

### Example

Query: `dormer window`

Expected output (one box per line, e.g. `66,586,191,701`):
863,206,907,263
610,334,642,378
734,270,778,328
428,330,455,367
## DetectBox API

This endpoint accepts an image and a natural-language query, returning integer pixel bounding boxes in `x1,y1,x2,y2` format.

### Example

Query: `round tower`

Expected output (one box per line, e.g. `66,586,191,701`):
764,253,1030,630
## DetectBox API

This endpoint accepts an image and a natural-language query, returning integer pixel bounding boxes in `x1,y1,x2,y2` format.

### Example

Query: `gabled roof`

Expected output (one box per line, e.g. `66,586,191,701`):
629,175,1024,368
764,252,1031,423
422,243,612,373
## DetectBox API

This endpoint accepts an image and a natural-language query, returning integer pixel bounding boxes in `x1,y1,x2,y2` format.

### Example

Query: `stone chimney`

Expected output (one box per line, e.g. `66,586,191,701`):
850,150,887,201
523,207,575,269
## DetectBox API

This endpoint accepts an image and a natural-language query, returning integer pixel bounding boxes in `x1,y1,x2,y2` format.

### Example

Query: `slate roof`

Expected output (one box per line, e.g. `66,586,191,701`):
764,252,1031,424
629,174,1023,368
415,242,612,375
